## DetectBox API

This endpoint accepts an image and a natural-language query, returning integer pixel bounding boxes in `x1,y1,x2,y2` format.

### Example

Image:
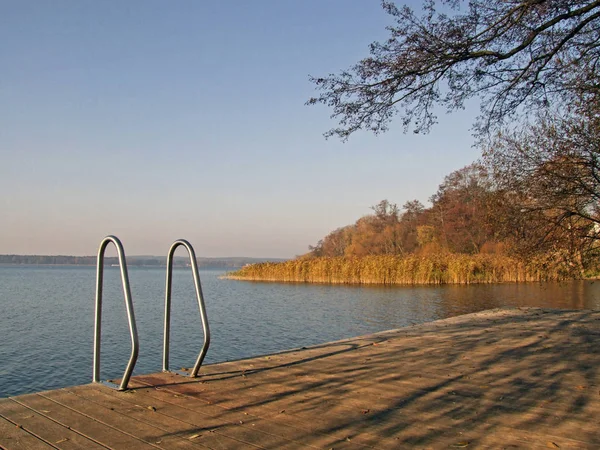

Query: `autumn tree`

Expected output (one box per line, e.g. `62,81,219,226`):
429,164,499,253
342,200,403,256
370,199,400,223
308,225,354,257
309,200,422,257
308,1,600,139
399,200,427,253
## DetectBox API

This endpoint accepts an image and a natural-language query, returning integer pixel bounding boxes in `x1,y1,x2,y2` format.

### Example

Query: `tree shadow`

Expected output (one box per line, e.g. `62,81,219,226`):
131,308,600,448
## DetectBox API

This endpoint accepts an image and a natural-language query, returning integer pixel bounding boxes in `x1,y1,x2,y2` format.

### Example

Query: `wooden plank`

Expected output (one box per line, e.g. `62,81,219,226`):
96,382,374,450
0,415,54,450
126,308,600,448
73,384,356,450
12,393,158,450
38,388,236,450
129,378,448,449
60,385,285,450
130,375,592,450
0,399,106,450
126,381,410,449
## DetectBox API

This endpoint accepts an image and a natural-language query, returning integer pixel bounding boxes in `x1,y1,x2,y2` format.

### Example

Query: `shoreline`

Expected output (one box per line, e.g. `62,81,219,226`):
221,274,592,285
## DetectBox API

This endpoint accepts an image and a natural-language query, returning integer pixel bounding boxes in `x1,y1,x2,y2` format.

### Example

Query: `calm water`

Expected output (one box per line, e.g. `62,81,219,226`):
1,265,600,397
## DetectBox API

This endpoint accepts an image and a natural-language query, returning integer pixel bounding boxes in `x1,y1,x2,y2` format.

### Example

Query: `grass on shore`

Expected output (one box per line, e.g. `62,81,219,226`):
226,254,571,285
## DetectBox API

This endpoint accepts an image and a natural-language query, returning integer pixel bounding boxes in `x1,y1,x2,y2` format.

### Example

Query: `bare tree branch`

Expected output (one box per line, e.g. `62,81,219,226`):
308,0,600,140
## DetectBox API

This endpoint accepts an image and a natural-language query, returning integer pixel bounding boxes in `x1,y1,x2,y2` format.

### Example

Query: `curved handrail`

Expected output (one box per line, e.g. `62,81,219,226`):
93,235,139,390
163,239,211,377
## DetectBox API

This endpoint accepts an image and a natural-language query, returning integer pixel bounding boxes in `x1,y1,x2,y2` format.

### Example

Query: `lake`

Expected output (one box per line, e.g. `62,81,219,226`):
1,265,600,398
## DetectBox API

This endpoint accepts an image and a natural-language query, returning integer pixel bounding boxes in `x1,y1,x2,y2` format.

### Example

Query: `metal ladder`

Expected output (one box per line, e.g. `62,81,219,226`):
93,236,210,390
163,239,211,377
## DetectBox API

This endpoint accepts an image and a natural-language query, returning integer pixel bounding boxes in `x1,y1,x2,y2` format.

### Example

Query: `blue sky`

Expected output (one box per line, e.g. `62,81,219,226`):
1,1,480,258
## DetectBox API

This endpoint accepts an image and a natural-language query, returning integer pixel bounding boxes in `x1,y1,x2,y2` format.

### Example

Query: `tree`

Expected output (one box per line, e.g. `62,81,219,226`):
429,164,499,253
344,200,406,256
485,100,600,273
370,199,400,223
308,200,413,257
399,200,426,252
486,103,600,226
308,225,354,257
308,1,600,140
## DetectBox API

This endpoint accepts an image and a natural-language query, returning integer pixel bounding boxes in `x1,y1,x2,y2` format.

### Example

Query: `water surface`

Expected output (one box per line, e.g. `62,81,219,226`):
1,265,599,397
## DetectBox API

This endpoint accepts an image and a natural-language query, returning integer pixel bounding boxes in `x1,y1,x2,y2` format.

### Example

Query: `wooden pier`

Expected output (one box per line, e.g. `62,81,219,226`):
2,308,600,449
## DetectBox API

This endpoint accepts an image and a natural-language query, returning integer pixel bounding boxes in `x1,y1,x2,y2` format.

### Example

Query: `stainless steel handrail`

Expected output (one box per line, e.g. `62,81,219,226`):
163,239,210,377
93,235,140,390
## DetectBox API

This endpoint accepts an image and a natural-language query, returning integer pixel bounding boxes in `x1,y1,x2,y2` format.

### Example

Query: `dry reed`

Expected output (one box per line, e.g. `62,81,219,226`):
225,254,571,285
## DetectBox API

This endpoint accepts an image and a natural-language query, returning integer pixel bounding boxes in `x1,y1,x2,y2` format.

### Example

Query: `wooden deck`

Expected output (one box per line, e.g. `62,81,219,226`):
2,307,600,449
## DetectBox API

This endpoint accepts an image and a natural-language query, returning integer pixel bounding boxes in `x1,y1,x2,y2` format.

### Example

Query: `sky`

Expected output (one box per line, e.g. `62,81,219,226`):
0,1,481,258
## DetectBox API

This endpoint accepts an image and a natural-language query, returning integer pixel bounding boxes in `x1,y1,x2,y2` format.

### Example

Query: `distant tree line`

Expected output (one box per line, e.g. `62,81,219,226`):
0,255,100,265
0,254,286,269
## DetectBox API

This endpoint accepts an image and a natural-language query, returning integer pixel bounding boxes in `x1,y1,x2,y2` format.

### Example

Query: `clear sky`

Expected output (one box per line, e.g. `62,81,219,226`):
1,1,481,258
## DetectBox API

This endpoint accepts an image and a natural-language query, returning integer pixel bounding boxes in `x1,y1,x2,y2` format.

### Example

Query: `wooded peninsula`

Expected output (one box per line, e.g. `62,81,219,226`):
230,1,600,286
229,161,600,285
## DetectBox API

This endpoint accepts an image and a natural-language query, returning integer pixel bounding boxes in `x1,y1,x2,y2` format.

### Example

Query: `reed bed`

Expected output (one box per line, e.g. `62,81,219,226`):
225,254,571,285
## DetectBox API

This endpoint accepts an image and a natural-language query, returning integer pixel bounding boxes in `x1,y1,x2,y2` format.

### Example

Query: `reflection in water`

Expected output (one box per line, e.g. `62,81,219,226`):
437,281,600,316
1,265,599,397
